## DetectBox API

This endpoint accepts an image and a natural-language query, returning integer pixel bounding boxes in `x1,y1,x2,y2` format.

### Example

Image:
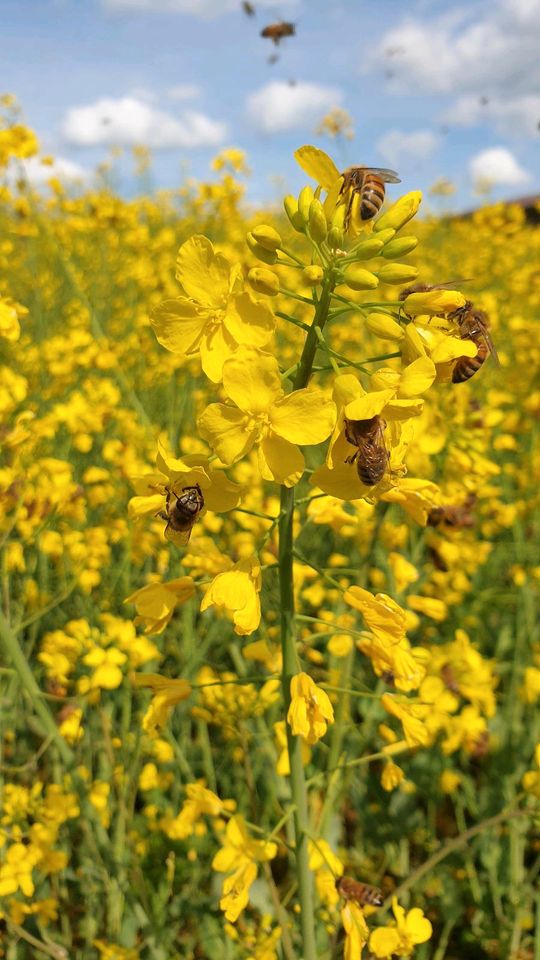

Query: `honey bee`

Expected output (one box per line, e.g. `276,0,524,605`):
340,166,401,227
449,301,499,383
336,876,384,907
344,415,389,486
157,484,204,547
440,663,460,694
260,21,295,45
426,494,476,529
241,0,255,15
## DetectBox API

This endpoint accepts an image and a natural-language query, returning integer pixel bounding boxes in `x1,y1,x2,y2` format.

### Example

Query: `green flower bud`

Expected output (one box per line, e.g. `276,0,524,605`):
381,236,419,259
327,226,344,249
298,185,315,223
251,224,282,251
343,265,379,291
284,195,305,232
366,312,404,341
351,237,385,260
246,233,278,265
375,228,396,244
377,263,419,284
248,267,280,296
302,264,324,285
374,191,422,233
308,199,328,243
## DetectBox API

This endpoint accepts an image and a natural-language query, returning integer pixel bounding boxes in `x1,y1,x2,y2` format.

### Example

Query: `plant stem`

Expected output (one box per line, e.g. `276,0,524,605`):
278,278,334,959
0,609,74,767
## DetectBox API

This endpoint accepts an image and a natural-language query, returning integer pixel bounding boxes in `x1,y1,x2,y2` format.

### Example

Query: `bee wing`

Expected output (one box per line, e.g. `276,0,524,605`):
362,167,401,184
164,523,192,548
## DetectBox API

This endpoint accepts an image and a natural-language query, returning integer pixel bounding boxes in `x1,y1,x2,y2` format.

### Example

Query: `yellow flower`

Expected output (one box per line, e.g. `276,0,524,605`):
287,672,334,745
401,289,466,317
198,347,336,486
200,555,262,636
132,673,192,736
212,815,277,873
407,595,448,622
0,297,27,341
381,759,405,791
124,577,196,634
369,898,432,957
82,645,127,690
219,860,257,923
163,782,224,839
381,694,430,748
0,843,41,897
342,901,369,960
150,235,275,382
128,443,241,522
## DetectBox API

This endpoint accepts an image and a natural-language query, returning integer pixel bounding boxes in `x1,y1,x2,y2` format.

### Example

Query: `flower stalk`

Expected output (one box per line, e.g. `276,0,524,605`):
279,278,334,959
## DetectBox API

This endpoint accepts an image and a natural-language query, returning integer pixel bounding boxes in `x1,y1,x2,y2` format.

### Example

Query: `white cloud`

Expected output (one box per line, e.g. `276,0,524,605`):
246,81,341,135
102,0,292,16
469,147,531,189
167,84,201,101
14,156,90,186
61,96,226,149
369,0,540,100
444,94,540,138
375,130,439,169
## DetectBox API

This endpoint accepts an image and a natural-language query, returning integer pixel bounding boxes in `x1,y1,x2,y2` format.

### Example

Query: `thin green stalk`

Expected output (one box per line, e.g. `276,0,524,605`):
278,277,335,959
0,609,74,767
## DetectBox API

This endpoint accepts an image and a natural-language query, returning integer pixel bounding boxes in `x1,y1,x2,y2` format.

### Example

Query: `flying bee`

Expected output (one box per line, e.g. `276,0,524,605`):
336,876,384,907
449,301,499,383
339,166,401,227
440,663,460,694
426,493,476,529
241,0,255,15
344,415,390,487
260,20,295,45
156,484,204,547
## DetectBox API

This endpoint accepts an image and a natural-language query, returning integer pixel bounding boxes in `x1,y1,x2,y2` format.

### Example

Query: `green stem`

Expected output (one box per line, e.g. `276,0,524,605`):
0,610,74,767
278,277,334,960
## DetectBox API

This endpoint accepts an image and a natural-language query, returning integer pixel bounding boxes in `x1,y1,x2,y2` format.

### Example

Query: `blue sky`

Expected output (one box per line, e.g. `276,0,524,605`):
3,0,539,210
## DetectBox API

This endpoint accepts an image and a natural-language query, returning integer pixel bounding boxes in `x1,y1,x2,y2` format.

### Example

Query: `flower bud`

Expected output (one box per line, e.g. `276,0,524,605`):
246,233,278,265
382,236,418,259
366,312,404,341
374,191,422,233
330,202,346,232
302,264,324,285
251,224,282,251
284,195,305,232
248,267,280,296
298,185,315,223
377,263,419,284
308,199,328,242
327,226,344,249
352,237,385,260
343,265,379,291
402,290,467,316
376,228,396,244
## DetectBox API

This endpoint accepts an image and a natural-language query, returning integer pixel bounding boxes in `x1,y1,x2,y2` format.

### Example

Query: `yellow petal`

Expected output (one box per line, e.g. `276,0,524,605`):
128,493,165,518
430,336,477,363
344,389,395,420
399,357,436,397
200,322,237,383
333,373,365,408
383,398,424,420
150,298,206,355
224,293,275,346
223,347,283,413
270,389,336,444
369,927,401,957
198,404,256,465
294,145,341,188
175,235,230,305
260,434,304,486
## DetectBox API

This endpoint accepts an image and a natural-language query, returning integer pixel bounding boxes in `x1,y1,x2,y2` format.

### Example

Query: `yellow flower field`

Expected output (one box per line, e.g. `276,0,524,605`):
1,109,539,960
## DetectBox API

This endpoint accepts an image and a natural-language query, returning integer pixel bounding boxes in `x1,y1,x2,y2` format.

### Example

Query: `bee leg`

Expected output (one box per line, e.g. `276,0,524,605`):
345,452,358,465
155,511,168,521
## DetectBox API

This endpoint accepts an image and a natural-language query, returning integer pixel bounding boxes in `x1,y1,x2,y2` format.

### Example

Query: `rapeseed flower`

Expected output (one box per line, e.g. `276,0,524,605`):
213,815,277,922
198,346,336,486
370,899,432,957
151,235,275,382
132,673,192,736
200,555,262,635
287,672,334,744
124,576,196,634
342,901,369,960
